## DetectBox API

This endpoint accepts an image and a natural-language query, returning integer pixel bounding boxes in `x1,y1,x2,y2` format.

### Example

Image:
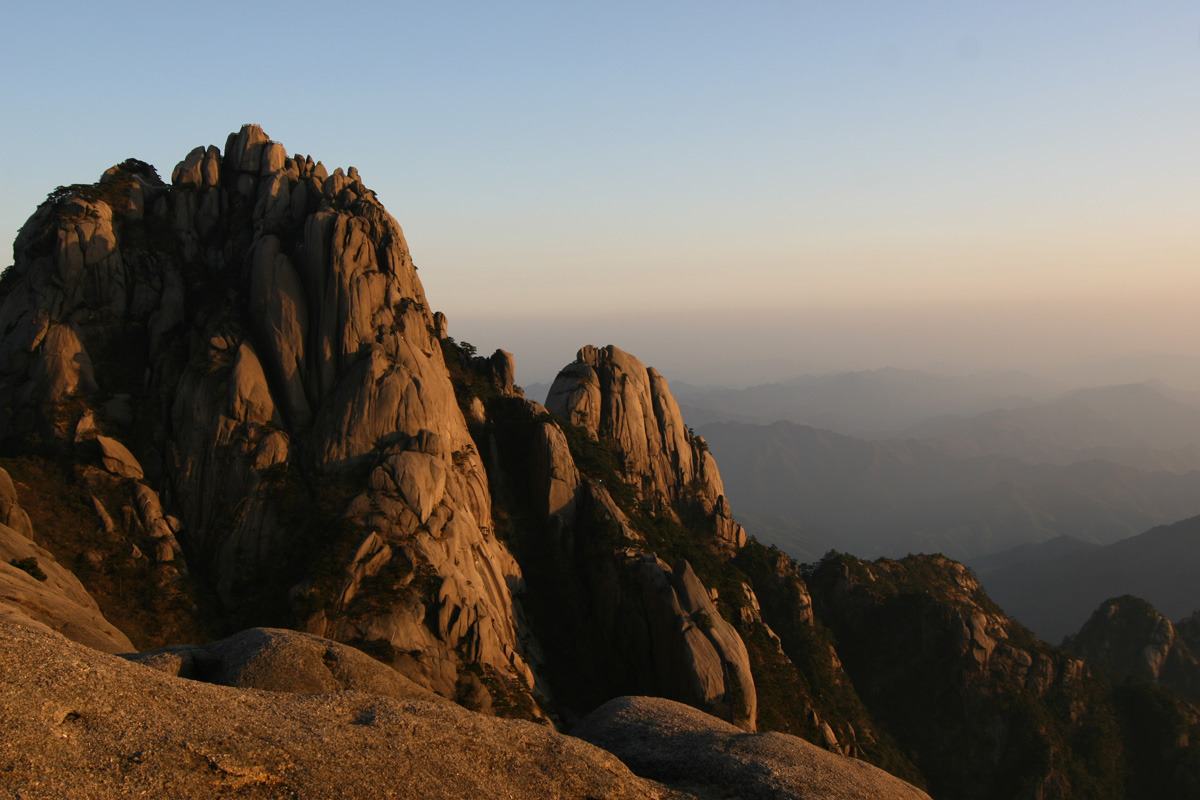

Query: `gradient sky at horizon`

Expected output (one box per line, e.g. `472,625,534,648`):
2,2,1197,386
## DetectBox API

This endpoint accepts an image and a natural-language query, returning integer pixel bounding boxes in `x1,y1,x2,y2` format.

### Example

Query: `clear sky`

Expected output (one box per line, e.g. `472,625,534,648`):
3,2,1197,386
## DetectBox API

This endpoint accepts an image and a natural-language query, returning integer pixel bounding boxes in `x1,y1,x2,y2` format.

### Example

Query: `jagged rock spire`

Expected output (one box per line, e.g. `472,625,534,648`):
0,125,536,711
547,344,746,549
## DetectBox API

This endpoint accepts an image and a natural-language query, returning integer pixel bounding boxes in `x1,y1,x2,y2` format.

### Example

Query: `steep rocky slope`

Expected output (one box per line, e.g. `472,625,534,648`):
807,553,1110,798
803,551,1200,800
0,125,760,730
1063,595,1200,704
0,125,541,712
399,341,759,730
545,345,746,551
0,466,133,652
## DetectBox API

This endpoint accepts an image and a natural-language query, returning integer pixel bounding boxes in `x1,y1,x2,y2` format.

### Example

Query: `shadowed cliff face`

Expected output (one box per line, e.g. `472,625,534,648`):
541,347,755,728
1064,595,1200,704
0,125,533,711
455,344,760,730
803,553,1196,800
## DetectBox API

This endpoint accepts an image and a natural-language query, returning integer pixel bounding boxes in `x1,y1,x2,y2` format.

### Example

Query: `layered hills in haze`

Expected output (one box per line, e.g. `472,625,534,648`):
1,125,1197,799
974,515,1200,643
667,368,1200,563
671,368,1060,435
900,382,1200,471
699,419,1200,562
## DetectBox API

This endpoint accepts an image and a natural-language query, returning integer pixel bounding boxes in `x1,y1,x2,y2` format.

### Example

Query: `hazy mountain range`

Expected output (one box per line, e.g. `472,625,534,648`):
542,368,1200,471
901,382,1200,471
671,369,1200,440
699,419,1200,562
672,368,1061,437
685,373,1200,647
642,370,1200,563
973,516,1200,643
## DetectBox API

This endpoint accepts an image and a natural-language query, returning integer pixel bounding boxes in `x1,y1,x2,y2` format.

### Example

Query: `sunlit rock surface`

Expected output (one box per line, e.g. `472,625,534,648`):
0,125,533,709
0,619,684,800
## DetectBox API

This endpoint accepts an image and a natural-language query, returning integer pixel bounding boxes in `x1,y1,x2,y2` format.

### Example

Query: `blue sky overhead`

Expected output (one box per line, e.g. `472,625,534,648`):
3,2,1198,385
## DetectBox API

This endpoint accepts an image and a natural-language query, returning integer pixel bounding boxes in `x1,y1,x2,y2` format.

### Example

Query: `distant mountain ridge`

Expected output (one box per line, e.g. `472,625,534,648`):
974,515,1200,643
672,371,1200,476
902,382,1200,471
699,419,1200,562
672,368,1058,435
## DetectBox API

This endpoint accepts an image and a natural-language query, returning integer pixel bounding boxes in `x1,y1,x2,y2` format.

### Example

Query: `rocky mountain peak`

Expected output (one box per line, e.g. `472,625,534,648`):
0,124,534,713
1063,594,1200,702
0,124,764,732
547,344,745,550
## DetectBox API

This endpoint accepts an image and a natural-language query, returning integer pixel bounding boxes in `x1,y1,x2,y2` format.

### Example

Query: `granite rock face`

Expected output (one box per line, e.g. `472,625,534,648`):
0,126,531,708
805,552,1124,800
0,127,758,729
0,466,33,539
0,467,134,654
1064,594,1200,704
547,345,746,550
8,125,1197,800
582,550,758,730
123,626,448,703
524,347,757,729
573,696,932,800
2,617,936,800
0,619,685,800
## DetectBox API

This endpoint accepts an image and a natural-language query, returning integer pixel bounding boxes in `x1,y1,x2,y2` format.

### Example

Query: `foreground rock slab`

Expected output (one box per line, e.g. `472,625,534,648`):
123,627,450,703
0,620,684,800
573,696,932,800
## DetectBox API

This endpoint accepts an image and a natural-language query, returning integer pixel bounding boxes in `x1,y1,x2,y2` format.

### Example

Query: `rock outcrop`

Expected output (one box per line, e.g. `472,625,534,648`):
1063,594,1200,704
547,345,745,549
0,619,683,800
1177,609,1200,660
0,466,33,538
805,552,1129,800
6,125,1200,800
0,127,770,731
123,626,449,704
501,346,757,729
0,126,533,710
573,696,932,800
0,467,134,653
568,548,758,730
730,540,903,767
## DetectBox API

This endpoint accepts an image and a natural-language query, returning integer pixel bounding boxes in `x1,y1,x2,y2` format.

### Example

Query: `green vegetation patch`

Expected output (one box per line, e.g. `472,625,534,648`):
9,557,47,582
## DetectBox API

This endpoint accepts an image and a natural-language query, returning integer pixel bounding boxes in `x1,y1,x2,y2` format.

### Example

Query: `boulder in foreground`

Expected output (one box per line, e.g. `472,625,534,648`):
573,696,932,800
0,619,682,800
